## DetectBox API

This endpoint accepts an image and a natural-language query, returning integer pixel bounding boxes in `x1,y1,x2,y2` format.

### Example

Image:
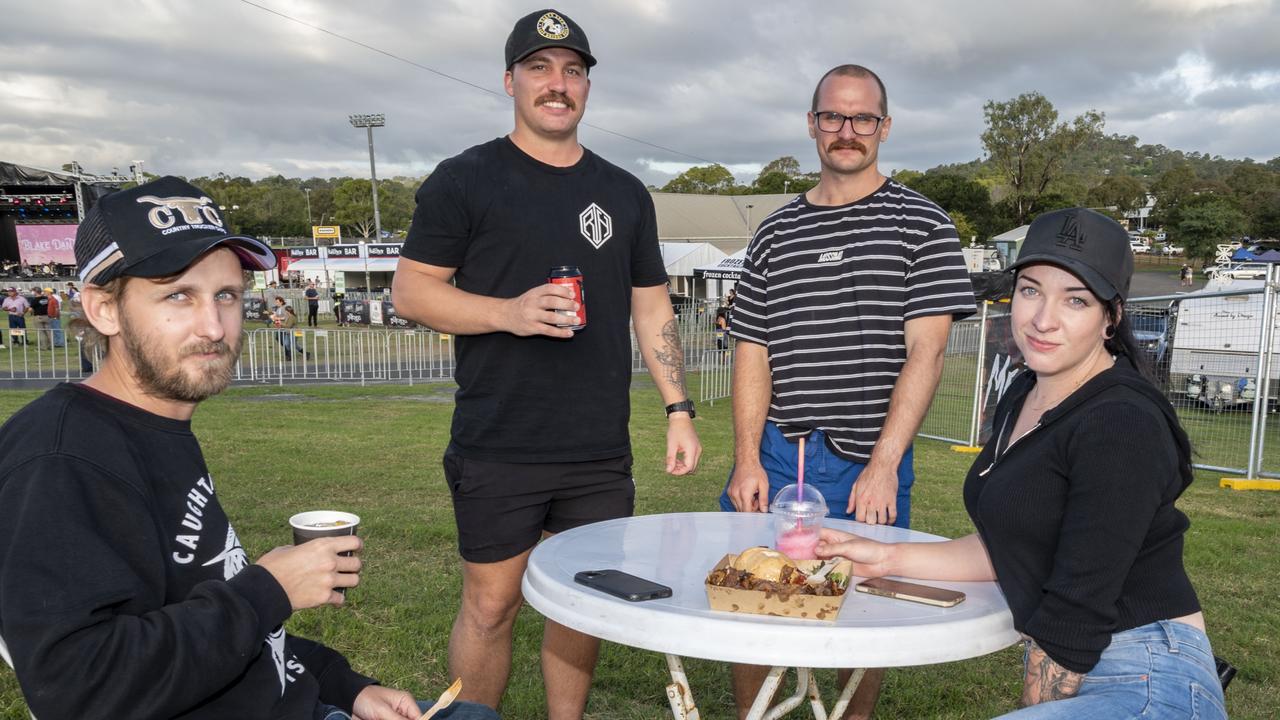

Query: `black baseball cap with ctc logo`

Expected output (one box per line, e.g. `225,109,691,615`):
75,176,276,285
505,8,596,70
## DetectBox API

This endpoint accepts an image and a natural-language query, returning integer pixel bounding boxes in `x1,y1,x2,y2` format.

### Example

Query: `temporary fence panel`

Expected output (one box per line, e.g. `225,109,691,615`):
12,282,1280,480
918,307,988,445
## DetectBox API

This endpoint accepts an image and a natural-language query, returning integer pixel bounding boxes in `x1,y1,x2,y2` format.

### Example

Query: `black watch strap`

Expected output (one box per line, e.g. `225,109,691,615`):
665,400,696,418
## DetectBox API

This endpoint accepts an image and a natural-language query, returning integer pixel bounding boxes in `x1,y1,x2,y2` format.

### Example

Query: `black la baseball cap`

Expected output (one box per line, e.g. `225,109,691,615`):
505,9,596,70
1008,207,1134,301
75,176,276,285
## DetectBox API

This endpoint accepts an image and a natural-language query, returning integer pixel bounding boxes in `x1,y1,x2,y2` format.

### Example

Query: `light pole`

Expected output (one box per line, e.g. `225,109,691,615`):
746,203,755,236
349,113,385,291
303,187,313,227
783,179,791,194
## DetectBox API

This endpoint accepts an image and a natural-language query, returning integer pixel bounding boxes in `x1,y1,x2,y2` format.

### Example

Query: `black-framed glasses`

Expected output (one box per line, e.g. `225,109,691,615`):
811,111,885,136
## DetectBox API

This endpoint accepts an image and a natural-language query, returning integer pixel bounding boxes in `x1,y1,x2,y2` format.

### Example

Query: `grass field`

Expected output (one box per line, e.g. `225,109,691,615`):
0,377,1277,719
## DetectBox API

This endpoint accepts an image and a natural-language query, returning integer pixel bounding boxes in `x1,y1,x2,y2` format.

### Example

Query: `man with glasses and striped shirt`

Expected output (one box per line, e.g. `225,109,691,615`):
720,64,975,719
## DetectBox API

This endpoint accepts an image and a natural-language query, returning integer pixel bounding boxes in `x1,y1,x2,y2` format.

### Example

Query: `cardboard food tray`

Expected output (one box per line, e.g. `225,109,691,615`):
705,554,852,622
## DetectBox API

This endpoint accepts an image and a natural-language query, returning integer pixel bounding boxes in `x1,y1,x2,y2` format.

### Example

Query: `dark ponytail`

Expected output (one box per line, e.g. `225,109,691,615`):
1105,300,1153,381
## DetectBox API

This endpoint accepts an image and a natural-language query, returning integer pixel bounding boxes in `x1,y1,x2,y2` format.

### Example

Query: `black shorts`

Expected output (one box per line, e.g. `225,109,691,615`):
443,450,635,563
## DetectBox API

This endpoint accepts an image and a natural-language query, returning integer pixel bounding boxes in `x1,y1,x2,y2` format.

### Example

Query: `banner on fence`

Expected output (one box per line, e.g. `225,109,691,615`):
978,308,1025,444
342,299,369,325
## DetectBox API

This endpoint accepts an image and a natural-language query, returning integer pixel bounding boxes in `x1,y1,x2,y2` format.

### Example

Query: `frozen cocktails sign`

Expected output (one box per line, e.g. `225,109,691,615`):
16,224,78,265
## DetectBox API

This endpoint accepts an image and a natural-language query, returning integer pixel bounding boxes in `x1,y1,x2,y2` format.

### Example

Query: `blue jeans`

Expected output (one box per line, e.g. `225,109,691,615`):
719,423,915,528
998,621,1227,719
316,699,499,720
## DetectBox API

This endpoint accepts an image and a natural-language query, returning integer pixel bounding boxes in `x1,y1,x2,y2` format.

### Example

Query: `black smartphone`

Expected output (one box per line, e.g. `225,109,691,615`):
573,569,672,602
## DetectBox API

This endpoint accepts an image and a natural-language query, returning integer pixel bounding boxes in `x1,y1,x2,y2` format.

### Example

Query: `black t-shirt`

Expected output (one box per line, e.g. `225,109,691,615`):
402,137,667,463
0,384,374,718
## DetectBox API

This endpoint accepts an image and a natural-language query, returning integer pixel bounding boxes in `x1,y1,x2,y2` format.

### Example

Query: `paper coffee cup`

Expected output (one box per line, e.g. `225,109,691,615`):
289,510,361,545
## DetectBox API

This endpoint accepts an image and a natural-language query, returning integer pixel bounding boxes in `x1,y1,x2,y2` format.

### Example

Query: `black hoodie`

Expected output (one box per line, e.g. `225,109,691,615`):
0,384,375,718
963,358,1201,673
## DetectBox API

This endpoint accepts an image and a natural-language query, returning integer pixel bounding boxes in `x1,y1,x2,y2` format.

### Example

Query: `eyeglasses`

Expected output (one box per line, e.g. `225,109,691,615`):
811,111,886,136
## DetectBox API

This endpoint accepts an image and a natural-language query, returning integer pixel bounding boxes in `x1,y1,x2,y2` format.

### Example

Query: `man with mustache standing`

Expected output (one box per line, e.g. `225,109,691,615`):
0,177,496,720
392,8,701,719
721,66,975,719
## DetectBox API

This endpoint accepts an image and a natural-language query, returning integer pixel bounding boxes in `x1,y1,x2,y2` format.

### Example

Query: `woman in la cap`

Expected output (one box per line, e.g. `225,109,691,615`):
818,208,1226,718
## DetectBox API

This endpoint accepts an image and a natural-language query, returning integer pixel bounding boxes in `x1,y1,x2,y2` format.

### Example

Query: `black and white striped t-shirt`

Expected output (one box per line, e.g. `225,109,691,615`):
729,179,975,462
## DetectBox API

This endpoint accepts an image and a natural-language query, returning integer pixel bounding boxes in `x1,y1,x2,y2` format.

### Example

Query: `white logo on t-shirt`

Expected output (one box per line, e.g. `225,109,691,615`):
202,524,249,581
818,250,844,263
579,203,613,249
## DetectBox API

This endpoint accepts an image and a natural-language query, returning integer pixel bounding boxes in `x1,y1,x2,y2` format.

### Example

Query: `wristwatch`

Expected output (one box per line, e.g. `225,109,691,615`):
665,400,696,419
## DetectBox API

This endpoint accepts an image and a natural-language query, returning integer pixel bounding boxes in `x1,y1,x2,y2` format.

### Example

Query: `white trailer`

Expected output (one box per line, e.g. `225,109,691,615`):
1169,280,1275,410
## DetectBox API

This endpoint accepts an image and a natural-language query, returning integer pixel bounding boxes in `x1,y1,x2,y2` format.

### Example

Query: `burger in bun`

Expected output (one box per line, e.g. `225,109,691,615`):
731,547,796,583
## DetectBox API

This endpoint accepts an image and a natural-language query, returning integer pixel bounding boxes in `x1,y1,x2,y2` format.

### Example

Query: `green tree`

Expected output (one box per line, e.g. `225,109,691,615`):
333,178,414,238
661,164,738,194
751,170,817,195
1176,196,1248,264
1150,163,1198,228
901,173,996,239
981,92,1104,225
758,156,801,179
1086,175,1148,214
950,211,978,244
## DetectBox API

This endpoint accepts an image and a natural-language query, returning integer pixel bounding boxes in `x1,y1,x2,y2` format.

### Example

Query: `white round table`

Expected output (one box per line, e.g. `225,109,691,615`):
522,512,1018,719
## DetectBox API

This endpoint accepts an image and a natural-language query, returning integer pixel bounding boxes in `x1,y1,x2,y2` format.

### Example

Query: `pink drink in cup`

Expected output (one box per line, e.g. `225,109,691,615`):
771,483,827,561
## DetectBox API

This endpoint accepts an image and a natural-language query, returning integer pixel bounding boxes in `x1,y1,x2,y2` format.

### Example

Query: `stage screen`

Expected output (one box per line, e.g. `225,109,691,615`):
16,224,78,265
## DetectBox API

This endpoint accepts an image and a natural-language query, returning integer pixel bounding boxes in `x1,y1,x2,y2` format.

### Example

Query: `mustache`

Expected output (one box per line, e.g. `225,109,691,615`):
826,139,867,154
535,92,576,110
183,340,234,359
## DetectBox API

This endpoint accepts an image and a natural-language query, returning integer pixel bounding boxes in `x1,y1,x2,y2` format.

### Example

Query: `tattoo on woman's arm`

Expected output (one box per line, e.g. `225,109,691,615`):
653,319,687,394
1020,641,1083,707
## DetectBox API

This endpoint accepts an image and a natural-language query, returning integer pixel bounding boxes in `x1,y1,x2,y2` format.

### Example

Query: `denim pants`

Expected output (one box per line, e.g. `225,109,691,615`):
719,423,915,528
998,621,1227,719
315,699,499,720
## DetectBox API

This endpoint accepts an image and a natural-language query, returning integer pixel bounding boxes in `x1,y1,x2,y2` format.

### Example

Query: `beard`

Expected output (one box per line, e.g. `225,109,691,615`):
120,311,241,403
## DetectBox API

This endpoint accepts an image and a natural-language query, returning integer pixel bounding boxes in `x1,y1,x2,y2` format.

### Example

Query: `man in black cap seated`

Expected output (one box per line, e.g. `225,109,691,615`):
392,7,701,719
0,177,497,720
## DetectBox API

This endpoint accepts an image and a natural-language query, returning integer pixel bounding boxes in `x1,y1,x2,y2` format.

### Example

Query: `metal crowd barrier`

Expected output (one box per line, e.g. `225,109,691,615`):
10,283,1279,480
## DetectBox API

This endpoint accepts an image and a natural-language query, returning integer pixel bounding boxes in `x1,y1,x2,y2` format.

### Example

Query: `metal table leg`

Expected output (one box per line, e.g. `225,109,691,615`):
665,659,866,720
665,654,700,720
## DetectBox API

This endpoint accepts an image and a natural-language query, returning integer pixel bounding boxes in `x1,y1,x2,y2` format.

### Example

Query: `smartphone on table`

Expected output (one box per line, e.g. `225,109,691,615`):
574,569,672,602
854,577,965,607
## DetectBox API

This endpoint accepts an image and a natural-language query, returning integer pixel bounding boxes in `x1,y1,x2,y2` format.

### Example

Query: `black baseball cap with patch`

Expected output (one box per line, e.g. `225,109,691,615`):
505,8,596,70
1008,207,1134,301
75,176,276,285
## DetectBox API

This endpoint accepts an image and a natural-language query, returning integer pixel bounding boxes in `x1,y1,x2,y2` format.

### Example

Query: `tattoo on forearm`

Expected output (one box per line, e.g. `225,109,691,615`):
654,319,687,394
1020,641,1083,707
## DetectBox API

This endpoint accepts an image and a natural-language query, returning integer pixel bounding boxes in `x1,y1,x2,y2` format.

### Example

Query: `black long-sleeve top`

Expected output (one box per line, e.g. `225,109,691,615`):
964,359,1201,673
0,384,375,718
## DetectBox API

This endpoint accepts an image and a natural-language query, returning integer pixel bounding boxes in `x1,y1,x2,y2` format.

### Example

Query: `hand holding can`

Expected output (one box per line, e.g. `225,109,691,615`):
548,266,586,330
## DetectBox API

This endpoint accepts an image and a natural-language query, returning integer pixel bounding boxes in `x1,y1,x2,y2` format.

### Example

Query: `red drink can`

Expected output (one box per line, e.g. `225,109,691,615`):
548,265,586,330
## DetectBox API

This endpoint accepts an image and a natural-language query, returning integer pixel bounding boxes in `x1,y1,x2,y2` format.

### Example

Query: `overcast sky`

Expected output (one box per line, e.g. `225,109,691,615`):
2,0,1278,188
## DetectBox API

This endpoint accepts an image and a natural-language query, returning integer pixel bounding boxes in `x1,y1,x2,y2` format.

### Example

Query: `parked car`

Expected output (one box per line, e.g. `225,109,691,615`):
1130,241,1150,254
1160,244,1184,255
1215,262,1269,280
1131,310,1172,375
1154,231,1168,242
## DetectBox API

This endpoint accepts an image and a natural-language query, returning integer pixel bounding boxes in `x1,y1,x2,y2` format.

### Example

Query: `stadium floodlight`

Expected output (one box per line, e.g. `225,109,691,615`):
349,113,386,291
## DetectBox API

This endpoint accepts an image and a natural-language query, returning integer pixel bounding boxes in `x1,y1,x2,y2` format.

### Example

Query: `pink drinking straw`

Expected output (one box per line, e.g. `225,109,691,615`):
796,436,805,529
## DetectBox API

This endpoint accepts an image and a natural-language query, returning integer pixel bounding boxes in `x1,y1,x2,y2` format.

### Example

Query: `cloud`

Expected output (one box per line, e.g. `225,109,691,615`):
0,0,1276,187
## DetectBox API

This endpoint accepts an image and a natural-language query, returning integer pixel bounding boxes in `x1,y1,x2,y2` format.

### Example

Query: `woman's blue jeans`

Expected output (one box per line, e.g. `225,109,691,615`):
997,620,1227,719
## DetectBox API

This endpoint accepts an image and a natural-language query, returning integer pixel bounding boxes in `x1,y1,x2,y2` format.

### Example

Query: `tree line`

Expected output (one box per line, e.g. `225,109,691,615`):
657,91,1280,264
114,173,422,242
121,91,1278,264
